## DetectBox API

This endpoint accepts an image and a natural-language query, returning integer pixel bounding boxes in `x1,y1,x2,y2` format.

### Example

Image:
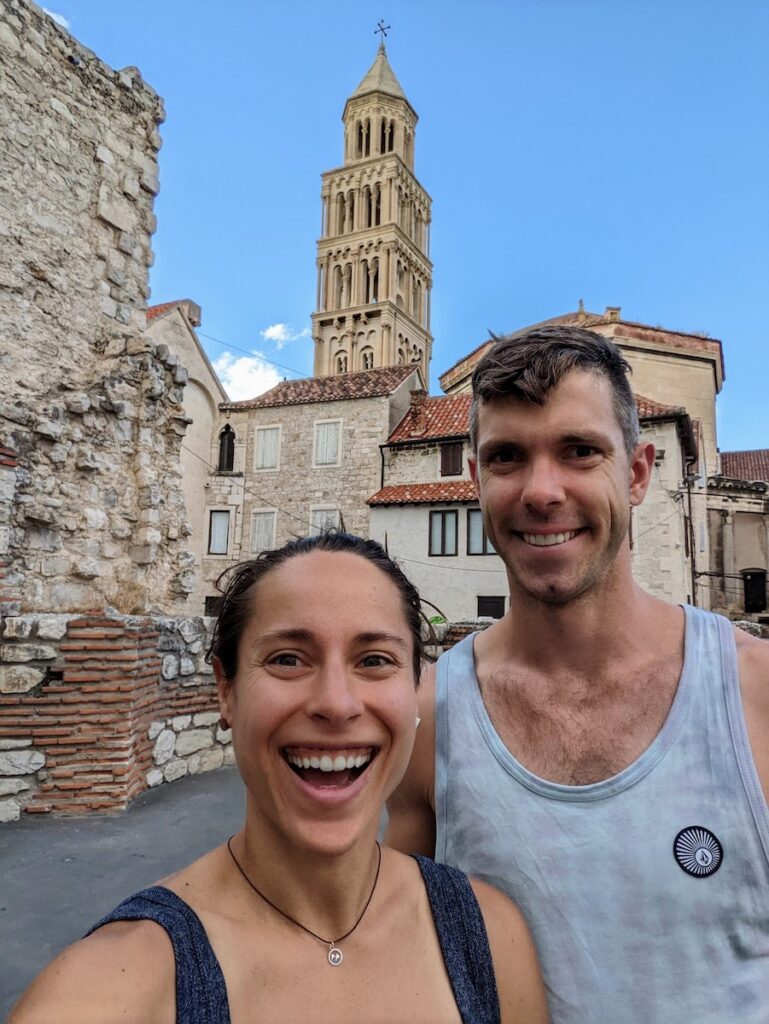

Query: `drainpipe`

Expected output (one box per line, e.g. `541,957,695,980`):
685,463,697,606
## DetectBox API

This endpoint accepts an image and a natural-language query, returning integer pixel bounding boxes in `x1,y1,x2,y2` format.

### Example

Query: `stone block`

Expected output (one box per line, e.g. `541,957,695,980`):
0,738,31,750
0,799,21,823
96,144,115,165
146,768,163,788
161,654,179,680
0,778,31,796
2,616,33,639
216,725,232,744
97,184,134,232
73,557,101,579
0,664,44,693
129,544,157,565
36,615,70,640
175,729,213,757
163,759,188,783
40,554,70,576
152,728,176,766
223,744,235,766
188,746,224,775
179,655,195,676
171,715,192,732
1,643,56,663
178,618,199,643
148,720,164,740
0,749,45,775
49,97,76,125
33,418,64,440
193,711,220,728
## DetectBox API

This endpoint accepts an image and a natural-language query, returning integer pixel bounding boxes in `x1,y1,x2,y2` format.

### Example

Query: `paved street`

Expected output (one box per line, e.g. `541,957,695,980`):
0,766,245,1019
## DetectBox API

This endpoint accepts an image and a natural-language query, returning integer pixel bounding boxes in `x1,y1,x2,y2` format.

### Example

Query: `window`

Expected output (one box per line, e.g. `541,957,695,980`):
254,426,280,471
429,510,458,557
217,425,235,472
204,596,222,617
310,506,340,536
208,510,230,555
743,570,767,614
477,596,505,619
440,442,463,477
251,510,276,554
314,420,341,466
467,509,495,555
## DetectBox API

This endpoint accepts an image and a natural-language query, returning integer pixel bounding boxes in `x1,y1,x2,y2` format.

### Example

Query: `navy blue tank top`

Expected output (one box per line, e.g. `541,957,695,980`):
87,855,500,1024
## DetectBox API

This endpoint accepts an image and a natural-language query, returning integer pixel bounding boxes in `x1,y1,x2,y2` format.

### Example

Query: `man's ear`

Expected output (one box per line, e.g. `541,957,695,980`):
629,442,655,507
468,452,480,496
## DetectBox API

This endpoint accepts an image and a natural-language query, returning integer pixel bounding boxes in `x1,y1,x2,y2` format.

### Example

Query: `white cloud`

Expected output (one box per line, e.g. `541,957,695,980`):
213,352,281,402
43,8,70,28
260,322,310,350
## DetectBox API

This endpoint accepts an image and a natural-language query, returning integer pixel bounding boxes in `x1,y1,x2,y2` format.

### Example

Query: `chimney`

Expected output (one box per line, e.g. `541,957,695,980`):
604,305,621,323
410,389,428,435
179,299,202,327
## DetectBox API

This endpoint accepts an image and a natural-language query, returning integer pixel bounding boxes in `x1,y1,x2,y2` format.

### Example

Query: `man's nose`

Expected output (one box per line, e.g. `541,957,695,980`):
305,662,363,724
520,456,565,511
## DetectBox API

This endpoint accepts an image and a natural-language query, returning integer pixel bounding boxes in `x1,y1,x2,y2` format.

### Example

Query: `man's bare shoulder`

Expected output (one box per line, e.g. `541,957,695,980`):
386,660,437,856
735,625,769,803
9,919,175,1024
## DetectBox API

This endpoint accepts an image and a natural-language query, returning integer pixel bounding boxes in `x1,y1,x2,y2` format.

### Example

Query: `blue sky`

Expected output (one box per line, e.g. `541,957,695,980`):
49,1,768,451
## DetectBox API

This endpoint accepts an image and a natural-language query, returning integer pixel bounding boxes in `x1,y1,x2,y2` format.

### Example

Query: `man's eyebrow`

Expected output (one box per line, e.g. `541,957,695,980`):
560,431,613,447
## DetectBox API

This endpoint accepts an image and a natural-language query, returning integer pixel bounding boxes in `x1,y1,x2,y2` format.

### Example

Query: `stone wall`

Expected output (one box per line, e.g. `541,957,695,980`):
0,0,197,613
0,611,221,822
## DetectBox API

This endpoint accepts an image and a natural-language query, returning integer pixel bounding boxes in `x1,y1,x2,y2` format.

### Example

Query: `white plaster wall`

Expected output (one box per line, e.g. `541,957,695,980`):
369,504,508,623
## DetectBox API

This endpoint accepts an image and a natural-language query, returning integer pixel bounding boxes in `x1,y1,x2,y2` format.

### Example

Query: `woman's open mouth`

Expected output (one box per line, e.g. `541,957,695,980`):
282,746,376,788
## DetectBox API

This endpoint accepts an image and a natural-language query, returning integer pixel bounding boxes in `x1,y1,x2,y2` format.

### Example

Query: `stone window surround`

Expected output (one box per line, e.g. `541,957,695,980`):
310,505,341,536
250,508,277,554
254,423,282,472
207,506,234,557
313,418,343,468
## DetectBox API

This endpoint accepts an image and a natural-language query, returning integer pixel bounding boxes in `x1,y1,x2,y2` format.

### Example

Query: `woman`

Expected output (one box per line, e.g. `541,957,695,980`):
10,533,547,1023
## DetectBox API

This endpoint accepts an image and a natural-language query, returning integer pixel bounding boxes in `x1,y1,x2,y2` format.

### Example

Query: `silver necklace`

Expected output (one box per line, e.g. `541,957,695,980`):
226,837,382,966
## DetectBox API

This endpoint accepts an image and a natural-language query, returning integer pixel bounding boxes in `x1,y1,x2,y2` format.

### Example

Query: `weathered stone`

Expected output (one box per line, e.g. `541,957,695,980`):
216,725,232,744
161,653,179,680
188,746,223,775
177,618,199,642
1,643,56,663
223,744,235,766
0,777,31,796
0,749,45,775
175,729,212,757
146,768,163,788
152,728,175,766
193,711,219,727
163,758,188,782
36,615,70,640
73,557,100,579
0,799,21,823
179,655,195,676
2,616,33,639
33,418,64,440
148,720,164,741
171,715,191,732
0,738,32,750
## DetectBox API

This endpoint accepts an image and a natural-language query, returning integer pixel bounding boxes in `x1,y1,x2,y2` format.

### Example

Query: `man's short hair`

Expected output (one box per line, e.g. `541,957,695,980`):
469,325,640,455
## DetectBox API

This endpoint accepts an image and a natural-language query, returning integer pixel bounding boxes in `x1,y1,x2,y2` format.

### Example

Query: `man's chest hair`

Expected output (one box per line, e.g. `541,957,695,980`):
479,654,682,786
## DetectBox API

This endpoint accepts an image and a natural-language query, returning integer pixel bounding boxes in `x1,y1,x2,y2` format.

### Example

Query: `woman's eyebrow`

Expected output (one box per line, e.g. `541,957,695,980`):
356,632,409,650
251,629,314,647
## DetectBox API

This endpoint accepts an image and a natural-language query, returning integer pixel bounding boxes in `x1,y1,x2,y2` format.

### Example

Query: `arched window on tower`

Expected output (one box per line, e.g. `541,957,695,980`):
371,257,379,303
337,193,346,235
364,118,371,157
347,191,355,232
360,259,369,304
360,348,374,370
356,121,364,159
374,183,381,226
387,120,394,152
217,425,235,472
363,186,372,229
336,351,348,374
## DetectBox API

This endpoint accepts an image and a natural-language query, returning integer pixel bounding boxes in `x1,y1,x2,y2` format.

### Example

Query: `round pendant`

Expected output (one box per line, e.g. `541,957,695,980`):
328,945,343,966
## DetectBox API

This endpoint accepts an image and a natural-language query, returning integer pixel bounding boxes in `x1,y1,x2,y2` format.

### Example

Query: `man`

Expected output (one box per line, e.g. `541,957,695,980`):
388,326,769,1023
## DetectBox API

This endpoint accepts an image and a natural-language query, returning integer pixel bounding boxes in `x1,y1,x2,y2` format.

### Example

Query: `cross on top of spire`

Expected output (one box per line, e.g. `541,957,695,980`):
375,20,391,50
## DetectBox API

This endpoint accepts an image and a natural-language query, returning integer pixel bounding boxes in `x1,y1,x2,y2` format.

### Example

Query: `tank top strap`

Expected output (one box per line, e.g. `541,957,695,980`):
413,855,500,1024
86,885,230,1024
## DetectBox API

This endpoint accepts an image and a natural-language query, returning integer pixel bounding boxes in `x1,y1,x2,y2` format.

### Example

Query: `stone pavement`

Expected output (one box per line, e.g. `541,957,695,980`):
0,766,244,1019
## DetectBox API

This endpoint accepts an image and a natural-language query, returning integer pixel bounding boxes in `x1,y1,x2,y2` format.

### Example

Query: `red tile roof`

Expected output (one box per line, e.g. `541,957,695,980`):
222,366,419,410
147,301,181,321
388,391,685,444
389,394,472,442
720,449,769,482
368,481,478,506
438,309,724,391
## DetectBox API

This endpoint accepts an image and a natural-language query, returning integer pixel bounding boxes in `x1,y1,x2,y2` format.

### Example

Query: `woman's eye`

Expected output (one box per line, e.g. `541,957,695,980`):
269,653,301,668
360,654,394,669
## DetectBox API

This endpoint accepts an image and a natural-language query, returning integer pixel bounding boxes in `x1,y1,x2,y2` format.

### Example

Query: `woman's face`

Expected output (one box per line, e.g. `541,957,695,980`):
216,549,419,857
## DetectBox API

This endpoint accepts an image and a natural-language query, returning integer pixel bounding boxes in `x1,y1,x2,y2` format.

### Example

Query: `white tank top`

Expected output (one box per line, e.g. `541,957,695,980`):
435,605,769,1023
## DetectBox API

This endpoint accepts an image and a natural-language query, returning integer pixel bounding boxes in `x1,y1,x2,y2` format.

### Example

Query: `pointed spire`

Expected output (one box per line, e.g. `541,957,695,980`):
351,45,408,102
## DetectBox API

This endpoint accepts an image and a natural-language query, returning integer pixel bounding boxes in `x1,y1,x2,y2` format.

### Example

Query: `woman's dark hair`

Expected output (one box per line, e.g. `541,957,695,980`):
206,532,424,683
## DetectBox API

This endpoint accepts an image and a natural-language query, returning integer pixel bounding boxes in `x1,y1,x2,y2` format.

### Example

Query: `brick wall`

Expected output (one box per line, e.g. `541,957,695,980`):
0,611,224,822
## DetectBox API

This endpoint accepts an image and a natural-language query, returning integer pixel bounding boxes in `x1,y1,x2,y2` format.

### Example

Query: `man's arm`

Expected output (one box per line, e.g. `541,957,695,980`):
736,627,769,808
386,661,438,856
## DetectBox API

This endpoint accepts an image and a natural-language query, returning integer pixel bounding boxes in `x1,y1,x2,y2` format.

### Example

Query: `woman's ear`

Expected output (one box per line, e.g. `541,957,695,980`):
213,656,232,728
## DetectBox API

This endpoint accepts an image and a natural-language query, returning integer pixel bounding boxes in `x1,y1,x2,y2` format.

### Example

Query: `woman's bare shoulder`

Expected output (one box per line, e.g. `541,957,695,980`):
469,878,550,1024
9,918,175,1024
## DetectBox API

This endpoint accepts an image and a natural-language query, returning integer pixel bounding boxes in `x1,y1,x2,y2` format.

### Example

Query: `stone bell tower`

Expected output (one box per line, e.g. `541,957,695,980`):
312,40,433,385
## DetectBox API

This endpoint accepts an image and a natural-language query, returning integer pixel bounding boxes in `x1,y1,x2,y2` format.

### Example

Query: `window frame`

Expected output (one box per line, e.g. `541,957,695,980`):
309,505,341,537
250,508,277,555
466,508,495,556
207,508,231,557
429,509,458,557
313,418,343,468
477,596,506,619
440,442,463,477
254,424,281,473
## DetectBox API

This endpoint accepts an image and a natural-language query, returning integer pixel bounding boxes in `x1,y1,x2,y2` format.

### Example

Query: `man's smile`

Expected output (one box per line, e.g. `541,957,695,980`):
516,528,586,548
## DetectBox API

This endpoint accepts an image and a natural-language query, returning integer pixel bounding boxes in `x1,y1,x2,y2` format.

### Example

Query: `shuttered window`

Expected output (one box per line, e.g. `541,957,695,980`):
314,420,341,466
251,511,276,553
255,426,280,470
208,510,230,555
310,507,340,536
440,443,463,477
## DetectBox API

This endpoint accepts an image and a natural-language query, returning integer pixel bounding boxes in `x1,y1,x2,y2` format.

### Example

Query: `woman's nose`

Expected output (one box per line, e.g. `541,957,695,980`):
305,663,363,724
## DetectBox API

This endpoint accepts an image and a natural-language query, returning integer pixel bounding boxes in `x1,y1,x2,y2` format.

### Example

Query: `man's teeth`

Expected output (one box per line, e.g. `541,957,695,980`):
522,530,580,547
285,751,372,771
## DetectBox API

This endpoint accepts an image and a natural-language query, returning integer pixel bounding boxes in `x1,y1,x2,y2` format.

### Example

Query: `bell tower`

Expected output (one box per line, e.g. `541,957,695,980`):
312,39,433,385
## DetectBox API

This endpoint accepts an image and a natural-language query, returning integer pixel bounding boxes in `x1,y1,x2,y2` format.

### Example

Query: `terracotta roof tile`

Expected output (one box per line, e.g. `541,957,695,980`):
389,394,472,442
222,366,418,410
368,481,478,506
634,394,686,419
720,449,769,482
147,301,181,321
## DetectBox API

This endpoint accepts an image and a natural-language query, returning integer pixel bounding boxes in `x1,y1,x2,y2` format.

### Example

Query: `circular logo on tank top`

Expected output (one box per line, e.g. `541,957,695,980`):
673,826,723,878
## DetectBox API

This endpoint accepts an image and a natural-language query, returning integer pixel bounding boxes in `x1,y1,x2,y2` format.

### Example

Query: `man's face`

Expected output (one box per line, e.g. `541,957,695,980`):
468,370,653,606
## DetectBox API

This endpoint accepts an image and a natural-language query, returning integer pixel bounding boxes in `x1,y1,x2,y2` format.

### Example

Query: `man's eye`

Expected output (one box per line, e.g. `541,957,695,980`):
570,445,598,459
487,447,520,464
